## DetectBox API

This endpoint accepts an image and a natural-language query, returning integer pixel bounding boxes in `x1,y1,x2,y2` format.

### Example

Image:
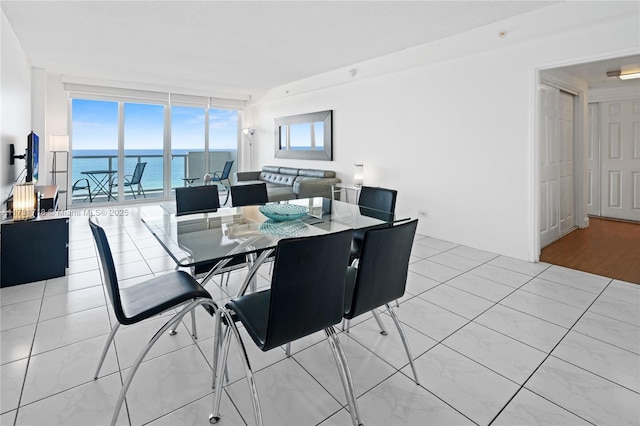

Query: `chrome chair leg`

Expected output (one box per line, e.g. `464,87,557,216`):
371,309,388,335
210,309,262,425
211,309,221,389
285,342,291,357
111,299,214,426
210,309,230,390
168,301,198,337
324,326,364,426
211,324,232,423
386,303,419,385
191,308,198,339
94,322,120,379
345,319,351,333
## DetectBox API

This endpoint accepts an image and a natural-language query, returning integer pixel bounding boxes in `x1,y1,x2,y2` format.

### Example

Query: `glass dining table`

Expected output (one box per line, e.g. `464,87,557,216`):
140,197,396,295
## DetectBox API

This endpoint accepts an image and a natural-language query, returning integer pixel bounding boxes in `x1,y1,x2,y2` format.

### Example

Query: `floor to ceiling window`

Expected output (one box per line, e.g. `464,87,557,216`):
67,86,244,205
171,105,206,190
70,99,119,204
209,108,238,175
121,102,165,200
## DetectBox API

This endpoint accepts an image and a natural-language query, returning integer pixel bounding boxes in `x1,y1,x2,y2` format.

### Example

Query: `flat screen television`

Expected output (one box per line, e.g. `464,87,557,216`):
26,131,39,183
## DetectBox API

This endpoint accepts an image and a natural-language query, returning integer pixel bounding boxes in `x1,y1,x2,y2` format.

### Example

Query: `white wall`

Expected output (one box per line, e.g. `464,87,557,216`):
0,9,31,217
247,2,640,261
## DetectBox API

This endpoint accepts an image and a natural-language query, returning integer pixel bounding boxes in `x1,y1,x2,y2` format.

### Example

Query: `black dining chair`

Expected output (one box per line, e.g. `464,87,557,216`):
175,185,220,216
72,178,92,202
209,229,364,426
351,186,398,263
230,182,275,277
206,160,234,205
88,217,217,426
343,218,420,384
175,185,247,285
111,162,147,199
230,182,269,207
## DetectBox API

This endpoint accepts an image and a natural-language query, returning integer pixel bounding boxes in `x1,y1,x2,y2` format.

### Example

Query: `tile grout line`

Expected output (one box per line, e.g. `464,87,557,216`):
486,277,615,425
11,277,47,424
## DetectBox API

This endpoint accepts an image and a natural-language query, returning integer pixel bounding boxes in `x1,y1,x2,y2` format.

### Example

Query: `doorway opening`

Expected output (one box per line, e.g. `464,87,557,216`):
536,54,640,261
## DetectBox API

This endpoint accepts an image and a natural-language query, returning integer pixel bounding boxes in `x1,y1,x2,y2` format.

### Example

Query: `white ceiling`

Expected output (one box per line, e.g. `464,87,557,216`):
3,1,638,98
2,0,565,98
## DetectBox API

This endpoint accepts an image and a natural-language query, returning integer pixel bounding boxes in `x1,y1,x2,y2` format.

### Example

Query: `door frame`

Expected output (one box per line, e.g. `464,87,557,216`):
531,50,638,262
533,71,588,259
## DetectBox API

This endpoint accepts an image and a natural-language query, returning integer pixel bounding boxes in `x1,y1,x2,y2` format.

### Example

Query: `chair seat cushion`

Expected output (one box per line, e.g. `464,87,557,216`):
225,290,271,350
119,270,212,324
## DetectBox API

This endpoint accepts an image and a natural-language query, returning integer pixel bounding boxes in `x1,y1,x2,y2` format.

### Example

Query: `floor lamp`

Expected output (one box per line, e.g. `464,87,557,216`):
50,135,69,210
242,128,255,170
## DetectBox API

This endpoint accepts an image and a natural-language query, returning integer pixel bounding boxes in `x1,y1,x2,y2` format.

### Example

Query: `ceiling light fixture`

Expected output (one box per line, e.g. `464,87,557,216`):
606,69,640,80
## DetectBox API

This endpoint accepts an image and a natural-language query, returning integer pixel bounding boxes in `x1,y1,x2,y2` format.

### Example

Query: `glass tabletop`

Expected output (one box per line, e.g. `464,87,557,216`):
140,197,395,268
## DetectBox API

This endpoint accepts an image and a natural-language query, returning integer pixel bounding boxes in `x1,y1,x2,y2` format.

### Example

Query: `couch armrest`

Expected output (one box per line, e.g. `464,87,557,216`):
294,177,341,198
235,171,261,182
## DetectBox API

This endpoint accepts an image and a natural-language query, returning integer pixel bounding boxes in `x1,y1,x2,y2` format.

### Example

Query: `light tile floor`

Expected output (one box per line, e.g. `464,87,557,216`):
1,207,639,425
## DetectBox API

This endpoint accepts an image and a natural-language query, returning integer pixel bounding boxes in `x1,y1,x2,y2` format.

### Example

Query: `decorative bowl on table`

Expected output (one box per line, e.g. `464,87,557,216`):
258,204,307,222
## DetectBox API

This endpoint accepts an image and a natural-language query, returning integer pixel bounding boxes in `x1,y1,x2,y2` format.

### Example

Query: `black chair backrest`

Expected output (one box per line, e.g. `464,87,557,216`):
175,185,221,216
358,186,397,221
89,217,126,323
231,183,269,207
130,162,147,185
345,219,418,319
220,160,234,180
263,229,354,351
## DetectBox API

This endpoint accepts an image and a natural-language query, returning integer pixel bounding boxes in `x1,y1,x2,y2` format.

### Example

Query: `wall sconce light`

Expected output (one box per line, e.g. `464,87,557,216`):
242,128,255,136
606,69,640,80
354,164,364,187
13,183,36,221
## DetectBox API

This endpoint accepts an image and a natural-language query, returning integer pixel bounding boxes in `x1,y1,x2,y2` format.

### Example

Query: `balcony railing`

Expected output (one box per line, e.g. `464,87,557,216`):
70,151,236,204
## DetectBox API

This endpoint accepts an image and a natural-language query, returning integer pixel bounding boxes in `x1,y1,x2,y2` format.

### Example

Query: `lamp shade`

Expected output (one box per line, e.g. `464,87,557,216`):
51,135,69,152
13,183,36,221
354,164,364,187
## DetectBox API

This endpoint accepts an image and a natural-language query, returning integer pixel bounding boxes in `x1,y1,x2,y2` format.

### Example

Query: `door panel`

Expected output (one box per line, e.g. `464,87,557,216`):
558,91,575,236
540,86,577,248
587,103,600,215
600,100,640,221
540,85,560,247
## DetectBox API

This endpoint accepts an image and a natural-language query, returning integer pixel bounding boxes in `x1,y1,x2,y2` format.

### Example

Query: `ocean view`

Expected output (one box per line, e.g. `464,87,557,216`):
72,149,235,191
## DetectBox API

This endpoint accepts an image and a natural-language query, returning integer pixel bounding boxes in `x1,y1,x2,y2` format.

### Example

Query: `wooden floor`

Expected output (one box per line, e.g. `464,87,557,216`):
540,217,640,284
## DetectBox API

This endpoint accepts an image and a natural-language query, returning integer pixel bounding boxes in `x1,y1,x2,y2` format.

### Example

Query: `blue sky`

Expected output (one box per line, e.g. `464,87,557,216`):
72,99,238,150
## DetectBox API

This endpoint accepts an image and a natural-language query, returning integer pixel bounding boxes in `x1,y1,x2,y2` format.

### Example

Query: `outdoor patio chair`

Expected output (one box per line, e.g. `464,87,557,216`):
72,178,92,202
111,162,147,199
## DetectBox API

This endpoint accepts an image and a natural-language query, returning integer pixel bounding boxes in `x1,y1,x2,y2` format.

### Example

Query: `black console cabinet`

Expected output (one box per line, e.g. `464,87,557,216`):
1,215,69,287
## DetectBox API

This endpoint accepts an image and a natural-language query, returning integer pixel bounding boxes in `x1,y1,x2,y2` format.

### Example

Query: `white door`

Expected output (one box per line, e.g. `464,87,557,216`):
600,100,640,221
540,84,560,247
558,91,575,236
587,103,600,216
540,85,576,248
